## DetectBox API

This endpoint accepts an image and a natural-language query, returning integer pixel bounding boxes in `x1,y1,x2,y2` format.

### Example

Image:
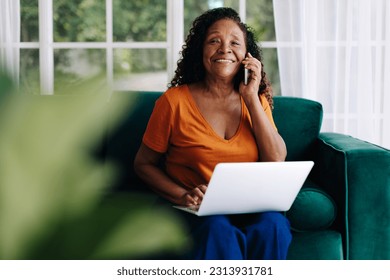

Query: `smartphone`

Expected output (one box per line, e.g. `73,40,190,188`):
244,68,249,85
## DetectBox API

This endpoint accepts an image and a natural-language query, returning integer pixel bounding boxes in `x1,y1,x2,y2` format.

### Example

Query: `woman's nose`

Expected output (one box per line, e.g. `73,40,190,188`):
218,42,232,53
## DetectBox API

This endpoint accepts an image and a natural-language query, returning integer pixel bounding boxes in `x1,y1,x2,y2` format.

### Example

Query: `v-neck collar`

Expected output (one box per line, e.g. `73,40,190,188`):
184,84,244,143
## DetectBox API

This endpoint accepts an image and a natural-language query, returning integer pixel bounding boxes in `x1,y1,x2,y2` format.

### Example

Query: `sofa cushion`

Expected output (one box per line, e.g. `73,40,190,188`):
286,185,337,231
287,230,343,260
273,96,323,161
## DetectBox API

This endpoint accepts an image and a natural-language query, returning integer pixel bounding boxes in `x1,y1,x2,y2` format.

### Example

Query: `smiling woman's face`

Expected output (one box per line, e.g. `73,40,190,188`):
202,19,247,82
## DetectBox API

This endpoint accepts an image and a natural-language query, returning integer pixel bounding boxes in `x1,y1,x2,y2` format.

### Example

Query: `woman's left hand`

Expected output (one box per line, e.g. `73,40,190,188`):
239,52,262,99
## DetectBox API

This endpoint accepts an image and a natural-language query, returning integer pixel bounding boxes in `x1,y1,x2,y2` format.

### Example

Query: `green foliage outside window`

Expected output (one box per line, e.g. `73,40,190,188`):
113,0,167,42
19,0,279,94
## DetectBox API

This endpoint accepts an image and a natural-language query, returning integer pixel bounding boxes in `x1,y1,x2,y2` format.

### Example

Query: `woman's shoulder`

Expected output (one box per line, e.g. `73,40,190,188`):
161,84,190,104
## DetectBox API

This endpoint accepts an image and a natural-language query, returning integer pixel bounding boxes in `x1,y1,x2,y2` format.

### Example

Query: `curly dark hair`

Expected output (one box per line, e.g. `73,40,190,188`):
168,7,274,108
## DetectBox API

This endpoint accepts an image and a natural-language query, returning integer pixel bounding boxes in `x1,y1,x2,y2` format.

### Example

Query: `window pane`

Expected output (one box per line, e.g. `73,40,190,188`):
184,0,239,38
20,49,40,94
54,49,106,93
247,0,276,41
113,0,166,42
20,0,39,42
261,48,280,96
53,0,105,42
113,49,167,91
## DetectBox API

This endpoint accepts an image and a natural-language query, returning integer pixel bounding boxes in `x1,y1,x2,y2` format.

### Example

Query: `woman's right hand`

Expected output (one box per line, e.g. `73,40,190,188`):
180,184,208,206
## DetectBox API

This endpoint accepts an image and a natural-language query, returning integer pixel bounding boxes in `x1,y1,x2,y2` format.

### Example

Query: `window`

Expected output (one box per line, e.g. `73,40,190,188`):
20,0,39,93
17,0,280,95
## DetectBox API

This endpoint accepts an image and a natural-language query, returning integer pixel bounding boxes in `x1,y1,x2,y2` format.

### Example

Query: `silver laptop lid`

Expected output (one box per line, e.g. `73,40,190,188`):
195,161,314,216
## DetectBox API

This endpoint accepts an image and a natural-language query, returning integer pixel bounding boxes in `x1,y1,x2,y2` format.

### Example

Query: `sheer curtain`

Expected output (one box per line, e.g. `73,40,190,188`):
0,0,20,83
273,0,390,149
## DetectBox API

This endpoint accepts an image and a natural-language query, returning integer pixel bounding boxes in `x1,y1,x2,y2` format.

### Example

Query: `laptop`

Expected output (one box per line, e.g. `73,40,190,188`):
173,161,314,216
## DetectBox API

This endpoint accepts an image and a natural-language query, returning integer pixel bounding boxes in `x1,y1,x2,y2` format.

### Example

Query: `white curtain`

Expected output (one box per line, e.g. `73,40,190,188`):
0,0,20,83
273,0,390,149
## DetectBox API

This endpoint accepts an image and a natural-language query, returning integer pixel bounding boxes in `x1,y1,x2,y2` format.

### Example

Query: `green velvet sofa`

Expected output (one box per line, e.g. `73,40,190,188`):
104,91,390,260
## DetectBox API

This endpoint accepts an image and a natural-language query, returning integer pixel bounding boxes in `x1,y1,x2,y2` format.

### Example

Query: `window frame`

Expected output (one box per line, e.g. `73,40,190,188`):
18,0,278,95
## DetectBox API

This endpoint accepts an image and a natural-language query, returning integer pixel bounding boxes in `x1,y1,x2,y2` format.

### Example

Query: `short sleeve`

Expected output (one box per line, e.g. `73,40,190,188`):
142,94,173,153
260,94,277,131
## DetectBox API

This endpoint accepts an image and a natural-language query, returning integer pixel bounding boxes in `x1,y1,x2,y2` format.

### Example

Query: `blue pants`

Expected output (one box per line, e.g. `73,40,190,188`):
181,212,292,260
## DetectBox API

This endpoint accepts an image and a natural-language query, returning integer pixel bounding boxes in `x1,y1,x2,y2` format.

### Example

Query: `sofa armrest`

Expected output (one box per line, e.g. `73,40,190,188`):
312,132,390,260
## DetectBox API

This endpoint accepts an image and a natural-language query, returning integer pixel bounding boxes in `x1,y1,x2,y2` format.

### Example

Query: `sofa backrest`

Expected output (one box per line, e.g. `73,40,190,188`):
272,96,323,161
105,91,161,192
105,92,323,191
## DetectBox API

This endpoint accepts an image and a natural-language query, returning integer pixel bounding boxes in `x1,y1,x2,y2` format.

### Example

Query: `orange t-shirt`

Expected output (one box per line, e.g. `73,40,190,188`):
142,85,277,190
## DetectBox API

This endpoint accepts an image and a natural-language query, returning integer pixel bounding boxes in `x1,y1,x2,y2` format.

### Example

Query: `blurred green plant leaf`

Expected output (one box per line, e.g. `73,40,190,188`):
24,194,188,260
0,73,188,259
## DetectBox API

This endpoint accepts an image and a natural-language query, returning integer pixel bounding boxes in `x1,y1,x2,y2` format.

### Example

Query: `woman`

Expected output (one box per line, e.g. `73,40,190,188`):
134,7,291,259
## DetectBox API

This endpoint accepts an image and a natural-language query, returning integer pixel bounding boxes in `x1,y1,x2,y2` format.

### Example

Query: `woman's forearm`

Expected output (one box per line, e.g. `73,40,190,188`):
243,96,287,162
134,145,188,204
134,162,187,204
